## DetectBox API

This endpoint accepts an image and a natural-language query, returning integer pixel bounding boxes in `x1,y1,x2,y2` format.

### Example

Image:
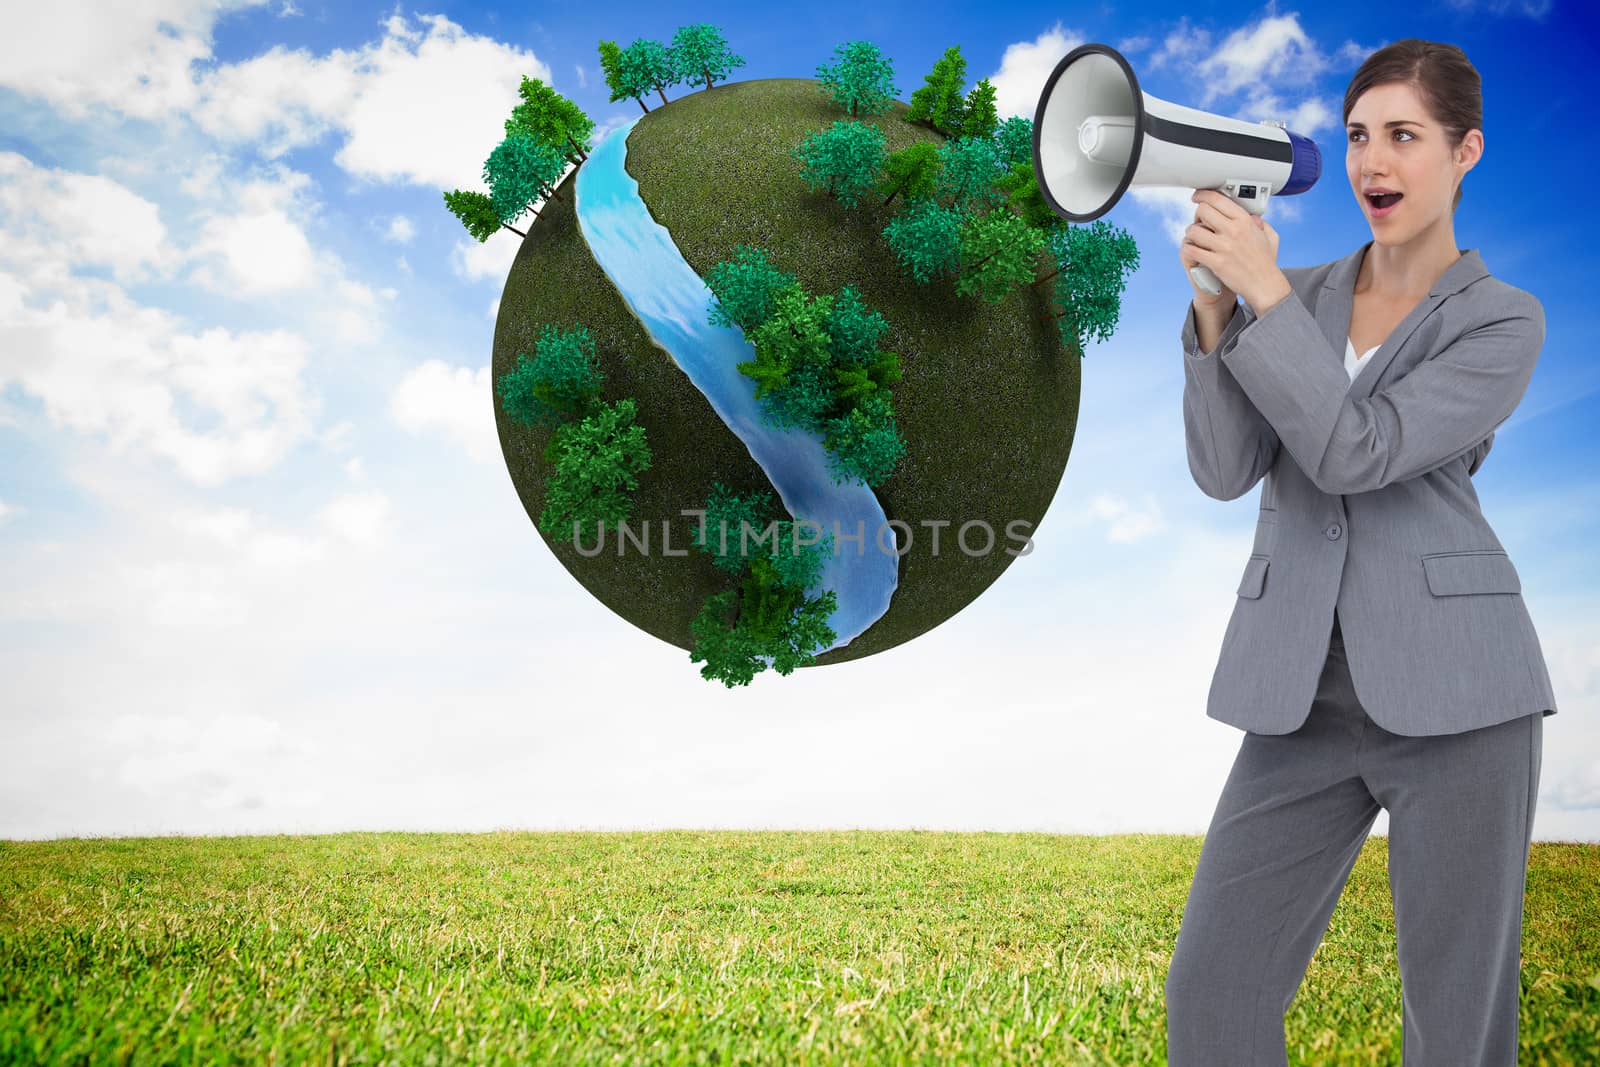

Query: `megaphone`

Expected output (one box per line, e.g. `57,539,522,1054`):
1032,43,1321,296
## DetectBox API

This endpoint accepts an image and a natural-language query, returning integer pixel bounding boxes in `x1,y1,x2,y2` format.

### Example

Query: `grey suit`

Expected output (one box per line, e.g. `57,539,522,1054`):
1180,240,1557,736
1165,242,1551,1066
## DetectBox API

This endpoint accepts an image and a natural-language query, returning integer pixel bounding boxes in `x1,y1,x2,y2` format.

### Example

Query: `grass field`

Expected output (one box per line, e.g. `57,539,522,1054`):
3,831,1597,1065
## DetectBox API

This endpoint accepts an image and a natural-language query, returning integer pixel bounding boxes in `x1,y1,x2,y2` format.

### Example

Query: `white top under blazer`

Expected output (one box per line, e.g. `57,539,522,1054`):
1344,337,1379,383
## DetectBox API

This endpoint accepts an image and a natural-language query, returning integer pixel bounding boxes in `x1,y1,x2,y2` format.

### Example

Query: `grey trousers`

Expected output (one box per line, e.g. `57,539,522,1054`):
1165,613,1543,1066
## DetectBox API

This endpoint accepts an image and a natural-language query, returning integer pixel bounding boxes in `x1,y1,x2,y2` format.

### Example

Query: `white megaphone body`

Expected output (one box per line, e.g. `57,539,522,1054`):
1032,43,1321,296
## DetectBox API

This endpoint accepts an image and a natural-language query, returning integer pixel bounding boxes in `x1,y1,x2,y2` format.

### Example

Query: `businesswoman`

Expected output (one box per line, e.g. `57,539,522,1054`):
1163,38,1556,1067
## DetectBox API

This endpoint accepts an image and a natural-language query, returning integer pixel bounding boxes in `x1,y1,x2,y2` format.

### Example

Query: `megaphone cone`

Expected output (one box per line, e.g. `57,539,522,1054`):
1033,43,1321,295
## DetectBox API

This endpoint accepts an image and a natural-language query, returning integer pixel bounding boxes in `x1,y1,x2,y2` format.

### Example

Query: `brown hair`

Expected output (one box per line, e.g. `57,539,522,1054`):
1343,38,1481,213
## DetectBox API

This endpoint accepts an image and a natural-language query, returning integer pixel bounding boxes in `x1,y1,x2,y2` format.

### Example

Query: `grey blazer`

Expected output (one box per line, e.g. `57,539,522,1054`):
1180,240,1558,736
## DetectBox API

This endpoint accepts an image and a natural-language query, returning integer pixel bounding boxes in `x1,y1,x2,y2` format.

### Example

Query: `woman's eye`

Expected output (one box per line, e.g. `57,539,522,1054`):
1347,130,1415,142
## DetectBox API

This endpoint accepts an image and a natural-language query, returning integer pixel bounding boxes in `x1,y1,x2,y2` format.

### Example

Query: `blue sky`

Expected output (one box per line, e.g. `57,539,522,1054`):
2,0,1596,841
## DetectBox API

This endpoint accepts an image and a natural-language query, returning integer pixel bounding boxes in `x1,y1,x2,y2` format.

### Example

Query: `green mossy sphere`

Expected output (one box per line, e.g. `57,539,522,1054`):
492,78,1080,666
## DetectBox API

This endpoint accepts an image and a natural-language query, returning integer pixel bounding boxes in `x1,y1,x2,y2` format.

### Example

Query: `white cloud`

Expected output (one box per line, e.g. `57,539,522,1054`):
1550,759,1600,810
0,154,328,487
109,711,318,806
3,9,551,191
193,205,317,293
189,13,552,189
192,44,360,157
0,152,179,284
1145,17,1213,75
1148,13,1333,117
333,14,545,189
0,498,19,526
390,360,497,465
987,22,1085,121
1441,0,1553,16
324,278,395,345
0,0,268,121
0,286,318,486
1083,492,1166,544
589,114,633,150
1198,15,1325,99
317,490,392,547
179,154,228,200
183,164,356,300
385,216,416,243
450,234,522,283
173,161,393,342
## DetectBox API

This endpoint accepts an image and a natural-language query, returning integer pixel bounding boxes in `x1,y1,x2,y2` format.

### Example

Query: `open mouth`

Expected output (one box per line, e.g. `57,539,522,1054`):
1366,192,1403,212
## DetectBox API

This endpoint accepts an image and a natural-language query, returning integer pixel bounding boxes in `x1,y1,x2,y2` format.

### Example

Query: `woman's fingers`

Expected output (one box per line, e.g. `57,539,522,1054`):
1192,189,1242,222
1184,221,1218,250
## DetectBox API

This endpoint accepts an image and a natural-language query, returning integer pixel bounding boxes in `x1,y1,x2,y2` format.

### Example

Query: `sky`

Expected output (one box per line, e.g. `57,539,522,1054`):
2,0,1596,843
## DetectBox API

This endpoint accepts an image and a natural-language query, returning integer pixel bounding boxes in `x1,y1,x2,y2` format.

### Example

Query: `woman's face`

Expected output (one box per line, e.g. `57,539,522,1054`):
1345,81,1480,244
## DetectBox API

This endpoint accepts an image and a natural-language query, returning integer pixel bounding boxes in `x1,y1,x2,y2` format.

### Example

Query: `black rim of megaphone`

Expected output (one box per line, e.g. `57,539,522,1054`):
1033,43,1144,224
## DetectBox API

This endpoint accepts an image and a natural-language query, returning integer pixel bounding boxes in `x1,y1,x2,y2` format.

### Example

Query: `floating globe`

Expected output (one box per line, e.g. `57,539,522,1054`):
492,78,1081,668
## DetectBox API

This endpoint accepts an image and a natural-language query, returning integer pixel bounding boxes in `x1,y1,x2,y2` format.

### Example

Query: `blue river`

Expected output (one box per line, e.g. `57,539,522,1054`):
572,114,898,656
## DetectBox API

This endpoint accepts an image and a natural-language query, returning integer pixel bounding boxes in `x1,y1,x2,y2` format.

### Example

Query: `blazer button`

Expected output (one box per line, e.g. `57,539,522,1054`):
1325,523,1342,540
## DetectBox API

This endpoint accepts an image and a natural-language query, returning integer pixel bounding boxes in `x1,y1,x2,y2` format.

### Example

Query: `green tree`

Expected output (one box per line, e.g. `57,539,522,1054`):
688,576,838,687
905,46,967,134
883,195,964,284
954,208,1047,305
824,285,900,418
738,284,839,432
689,589,766,686
993,160,1056,230
792,120,887,210
505,76,594,166
822,391,906,487
823,284,891,367
769,585,838,674
832,352,901,416
877,142,941,207
935,136,1006,212
443,188,526,241
815,40,898,117
703,244,799,331
620,39,680,108
483,133,569,226
691,485,837,590
993,115,1035,168
598,39,650,114
670,23,746,91
537,397,652,545
692,482,778,574
766,518,834,594
496,324,606,432
1043,219,1141,357
961,77,1000,139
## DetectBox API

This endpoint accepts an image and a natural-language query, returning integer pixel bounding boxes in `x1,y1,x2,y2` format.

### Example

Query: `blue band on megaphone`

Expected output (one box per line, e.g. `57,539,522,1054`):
1281,131,1322,195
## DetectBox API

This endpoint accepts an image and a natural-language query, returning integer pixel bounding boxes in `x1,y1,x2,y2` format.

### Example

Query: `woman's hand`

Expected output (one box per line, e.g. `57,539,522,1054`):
1182,190,1292,315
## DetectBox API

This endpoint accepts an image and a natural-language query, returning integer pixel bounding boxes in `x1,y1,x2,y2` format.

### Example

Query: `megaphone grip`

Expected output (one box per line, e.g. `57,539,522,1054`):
1189,264,1224,297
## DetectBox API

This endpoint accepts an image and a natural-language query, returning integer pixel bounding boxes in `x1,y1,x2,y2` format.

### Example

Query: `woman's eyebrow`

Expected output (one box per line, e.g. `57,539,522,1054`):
1347,119,1422,129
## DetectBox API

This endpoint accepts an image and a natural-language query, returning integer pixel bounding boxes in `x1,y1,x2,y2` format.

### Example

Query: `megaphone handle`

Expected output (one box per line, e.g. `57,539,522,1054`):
1188,187,1268,296
1189,264,1224,297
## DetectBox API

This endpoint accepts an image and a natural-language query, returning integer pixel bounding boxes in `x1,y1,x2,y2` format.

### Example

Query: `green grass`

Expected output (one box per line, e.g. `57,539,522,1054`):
492,78,1080,668
3,832,1596,1065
